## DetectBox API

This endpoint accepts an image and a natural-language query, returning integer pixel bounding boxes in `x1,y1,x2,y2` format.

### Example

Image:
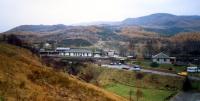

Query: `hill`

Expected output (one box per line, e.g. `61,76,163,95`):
0,43,127,101
3,25,129,45
122,13,200,35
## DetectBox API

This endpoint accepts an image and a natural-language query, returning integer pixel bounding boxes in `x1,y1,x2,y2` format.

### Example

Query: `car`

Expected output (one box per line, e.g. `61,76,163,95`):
122,67,130,70
118,62,122,65
110,62,114,65
178,72,188,76
187,67,198,73
131,65,141,71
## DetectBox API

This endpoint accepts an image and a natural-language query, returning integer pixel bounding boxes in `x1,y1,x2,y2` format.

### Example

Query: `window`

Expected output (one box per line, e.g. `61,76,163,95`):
164,59,166,62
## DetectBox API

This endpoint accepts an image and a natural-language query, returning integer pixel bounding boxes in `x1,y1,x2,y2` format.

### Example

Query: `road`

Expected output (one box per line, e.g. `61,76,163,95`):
171,92,200,101
101,64,200,81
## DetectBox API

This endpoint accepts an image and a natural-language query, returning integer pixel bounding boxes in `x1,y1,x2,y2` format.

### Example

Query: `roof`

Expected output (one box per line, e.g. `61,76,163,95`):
56,47,70,50
66,48,92,53
152,52,170,59
93,51,101,54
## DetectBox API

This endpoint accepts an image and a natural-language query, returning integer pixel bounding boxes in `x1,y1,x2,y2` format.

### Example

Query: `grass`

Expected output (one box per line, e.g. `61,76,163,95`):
189,73,200,78
104,83,176,101
133,60,186,73
0,43,127,101
78,64,185,101
191,81,200,91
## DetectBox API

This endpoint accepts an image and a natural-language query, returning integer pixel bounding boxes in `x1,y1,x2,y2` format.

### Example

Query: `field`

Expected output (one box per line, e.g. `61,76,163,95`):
104,83,176,101
78,64,184,101
133,60,187,73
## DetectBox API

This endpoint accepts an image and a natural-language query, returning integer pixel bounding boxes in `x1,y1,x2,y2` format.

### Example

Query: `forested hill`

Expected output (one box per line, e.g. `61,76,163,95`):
122,13,200,35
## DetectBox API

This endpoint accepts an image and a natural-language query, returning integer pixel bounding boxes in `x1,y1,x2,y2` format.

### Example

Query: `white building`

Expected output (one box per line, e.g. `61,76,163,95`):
93,51,101,58
152,52,173,64
58,48,92,57
56,47,70,52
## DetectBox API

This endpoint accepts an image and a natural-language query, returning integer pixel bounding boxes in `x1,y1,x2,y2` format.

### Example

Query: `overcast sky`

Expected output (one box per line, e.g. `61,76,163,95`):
0,0,200,32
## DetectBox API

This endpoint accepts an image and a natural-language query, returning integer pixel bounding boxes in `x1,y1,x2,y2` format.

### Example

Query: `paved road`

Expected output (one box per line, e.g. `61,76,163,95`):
101,64,200,81
102,64,180,77
171,92,200,101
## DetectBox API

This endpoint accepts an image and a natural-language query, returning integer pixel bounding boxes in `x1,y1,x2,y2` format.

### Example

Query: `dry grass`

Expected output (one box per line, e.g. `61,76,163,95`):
0,43,127,101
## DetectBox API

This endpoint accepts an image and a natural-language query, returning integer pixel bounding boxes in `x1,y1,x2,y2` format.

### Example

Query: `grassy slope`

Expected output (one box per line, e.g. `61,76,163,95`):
79,65,184,101
105,83,175,101
0,43,127,101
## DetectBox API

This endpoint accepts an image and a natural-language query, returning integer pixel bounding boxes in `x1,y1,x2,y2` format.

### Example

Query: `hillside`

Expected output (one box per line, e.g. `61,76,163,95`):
171,32,200,42
0,43,127,101
122,13,200,35
4,25,129,44
3,13,200,38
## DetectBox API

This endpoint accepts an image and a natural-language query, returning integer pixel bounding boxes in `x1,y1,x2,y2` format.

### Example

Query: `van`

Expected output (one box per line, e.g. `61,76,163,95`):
187,67,198,73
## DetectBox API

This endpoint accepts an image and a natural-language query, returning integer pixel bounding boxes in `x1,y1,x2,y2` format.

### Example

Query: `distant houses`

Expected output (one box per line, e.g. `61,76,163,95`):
152,52,176,64
37,41,135,59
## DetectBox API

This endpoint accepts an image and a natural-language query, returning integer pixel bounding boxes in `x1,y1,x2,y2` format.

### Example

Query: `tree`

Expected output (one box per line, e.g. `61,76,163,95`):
135,73,144,80
150,62,159,67
182,76,192,91
7,34,22,46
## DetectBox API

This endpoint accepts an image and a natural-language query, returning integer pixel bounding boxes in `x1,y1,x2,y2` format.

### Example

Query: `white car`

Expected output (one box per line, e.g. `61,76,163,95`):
131,65,141,71
187,67,198,73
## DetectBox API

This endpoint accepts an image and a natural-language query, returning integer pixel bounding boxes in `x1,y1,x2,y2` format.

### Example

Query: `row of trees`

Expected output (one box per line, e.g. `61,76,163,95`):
0,34,39,54
128,33,200,65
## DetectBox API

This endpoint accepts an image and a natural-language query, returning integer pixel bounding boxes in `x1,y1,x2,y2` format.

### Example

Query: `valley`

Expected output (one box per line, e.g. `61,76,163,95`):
0,13,200,101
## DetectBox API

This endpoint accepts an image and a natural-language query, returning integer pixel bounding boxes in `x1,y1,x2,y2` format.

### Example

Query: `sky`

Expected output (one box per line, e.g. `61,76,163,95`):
0,0,200,32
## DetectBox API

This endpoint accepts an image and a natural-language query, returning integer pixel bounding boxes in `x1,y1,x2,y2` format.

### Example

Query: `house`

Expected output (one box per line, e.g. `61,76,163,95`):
93,51,101,58
58,48,93,57
152,52,176,64
106,50,119,57
107,50,115,57
56,47,70,52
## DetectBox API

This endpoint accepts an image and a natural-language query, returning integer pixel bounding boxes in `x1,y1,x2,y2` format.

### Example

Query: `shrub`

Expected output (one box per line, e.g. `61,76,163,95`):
168,67,173,71
150,62,159,67
79,65,101,83
0,96,4,101
19,81,25,88
135,73,144,80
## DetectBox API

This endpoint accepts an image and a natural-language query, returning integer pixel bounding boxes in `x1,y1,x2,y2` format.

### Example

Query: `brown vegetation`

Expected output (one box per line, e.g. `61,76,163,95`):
0,43,127,101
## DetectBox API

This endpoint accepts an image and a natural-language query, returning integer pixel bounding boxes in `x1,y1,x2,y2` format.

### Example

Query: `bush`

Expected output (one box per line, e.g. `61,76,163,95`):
78,65,101,83
0,96,4,101
135,73,144,80
150,62,159,67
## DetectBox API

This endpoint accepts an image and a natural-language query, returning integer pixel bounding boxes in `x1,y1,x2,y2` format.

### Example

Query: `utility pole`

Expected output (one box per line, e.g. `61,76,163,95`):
129,89,133,101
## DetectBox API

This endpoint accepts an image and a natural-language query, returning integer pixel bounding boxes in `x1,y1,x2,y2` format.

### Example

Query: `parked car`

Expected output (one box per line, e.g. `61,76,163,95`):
122,67,130,70
131,65,141,71
118,62,122,65
187,67,198,73
110,62,114,65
